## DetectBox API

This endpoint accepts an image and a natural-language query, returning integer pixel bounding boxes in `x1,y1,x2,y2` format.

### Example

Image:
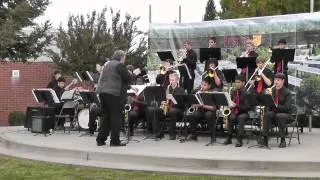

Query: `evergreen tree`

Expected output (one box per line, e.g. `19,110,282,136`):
48,8,147,74
0,0,52,61
203,0,217,21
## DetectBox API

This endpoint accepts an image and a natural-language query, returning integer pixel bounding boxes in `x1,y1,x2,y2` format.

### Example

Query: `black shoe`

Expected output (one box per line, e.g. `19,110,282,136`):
262,136,268,147
97,141,106,146
235,136,243,147
186,135,197,141
110,142,127,147
223,137,232,145
169,135,176,140
279,139,286,148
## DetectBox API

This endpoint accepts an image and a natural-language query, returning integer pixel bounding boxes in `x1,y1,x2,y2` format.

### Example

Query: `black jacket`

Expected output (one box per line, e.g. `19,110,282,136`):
231,87,251,114
167,86,185,110
183,49,197,71
269,87,292,113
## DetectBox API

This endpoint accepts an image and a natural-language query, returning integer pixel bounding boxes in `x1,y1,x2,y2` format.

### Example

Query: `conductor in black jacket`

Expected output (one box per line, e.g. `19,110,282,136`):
262,73,292,148
96,50,132,147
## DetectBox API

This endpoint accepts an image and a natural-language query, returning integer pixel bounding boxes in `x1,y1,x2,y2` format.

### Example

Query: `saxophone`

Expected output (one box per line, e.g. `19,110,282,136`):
161,85,171,115
223,87,233,129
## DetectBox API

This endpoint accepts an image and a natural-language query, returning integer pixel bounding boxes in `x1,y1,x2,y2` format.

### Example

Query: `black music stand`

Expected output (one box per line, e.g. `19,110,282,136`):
174,94,202,143
157,51,175,61
248,94,275,149
143,86,166,140
222,69,238,84
199,48,221,65
270,49,295,63
79,91,99,105
75,71,94,82
236,57,257,81
32,89,60,136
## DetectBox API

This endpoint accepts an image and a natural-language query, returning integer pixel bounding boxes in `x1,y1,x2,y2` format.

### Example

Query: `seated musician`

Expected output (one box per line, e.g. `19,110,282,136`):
128,76,148,136
248,56,273,94
186,79,217,142
262,73,292,148
166,73,185,140
53,77,77,127
202,59,224,91
223,75,251,147
156,59,175,88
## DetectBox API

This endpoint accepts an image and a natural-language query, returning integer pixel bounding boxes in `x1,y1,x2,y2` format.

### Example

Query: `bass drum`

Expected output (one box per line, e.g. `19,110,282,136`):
78,108,89,129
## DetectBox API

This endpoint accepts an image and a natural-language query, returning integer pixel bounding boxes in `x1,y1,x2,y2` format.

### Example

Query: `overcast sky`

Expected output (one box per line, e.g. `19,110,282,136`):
35,0,221,31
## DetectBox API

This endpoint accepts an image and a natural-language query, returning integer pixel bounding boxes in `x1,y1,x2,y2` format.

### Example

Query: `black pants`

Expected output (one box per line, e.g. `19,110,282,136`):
227,112,249,136
167,108,183,137
89,104,101,134
128,109,145,134
145,107,164,136
181,71,195,93
188,110,216,138
96,93,122,145
263,111,289,138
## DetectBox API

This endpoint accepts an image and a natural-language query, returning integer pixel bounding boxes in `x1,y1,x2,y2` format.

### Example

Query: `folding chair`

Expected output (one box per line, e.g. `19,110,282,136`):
55,101,79,133
286,104,301,146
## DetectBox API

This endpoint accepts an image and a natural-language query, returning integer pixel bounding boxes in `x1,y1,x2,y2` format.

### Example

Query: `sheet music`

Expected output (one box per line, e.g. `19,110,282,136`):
75,72,83,82
183,63,192,80
61,90,75,100
32,88,60,104
167,94,177,104
133,68,141,76
127,85,147,96
195,94,203,105
32,89,39,103
85,71,94,82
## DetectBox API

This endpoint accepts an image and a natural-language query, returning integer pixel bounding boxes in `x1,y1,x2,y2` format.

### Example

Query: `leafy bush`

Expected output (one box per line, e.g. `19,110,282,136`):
8,112,25,126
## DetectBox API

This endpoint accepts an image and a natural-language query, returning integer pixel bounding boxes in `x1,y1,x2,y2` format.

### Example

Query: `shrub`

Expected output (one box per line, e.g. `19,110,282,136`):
8,112,25,126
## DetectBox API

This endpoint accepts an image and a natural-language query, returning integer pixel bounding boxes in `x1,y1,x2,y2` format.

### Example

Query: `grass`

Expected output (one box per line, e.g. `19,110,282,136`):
0,155,316,180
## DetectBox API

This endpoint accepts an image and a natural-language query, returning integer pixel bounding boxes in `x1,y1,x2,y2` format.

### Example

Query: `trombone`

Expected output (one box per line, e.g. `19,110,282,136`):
245,58,271,91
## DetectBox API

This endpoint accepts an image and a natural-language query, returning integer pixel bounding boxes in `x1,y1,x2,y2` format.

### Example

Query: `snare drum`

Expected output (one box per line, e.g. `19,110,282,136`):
78,108,89,129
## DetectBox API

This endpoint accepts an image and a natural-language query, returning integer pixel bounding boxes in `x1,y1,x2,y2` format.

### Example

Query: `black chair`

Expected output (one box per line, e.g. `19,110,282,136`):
55,101,79,133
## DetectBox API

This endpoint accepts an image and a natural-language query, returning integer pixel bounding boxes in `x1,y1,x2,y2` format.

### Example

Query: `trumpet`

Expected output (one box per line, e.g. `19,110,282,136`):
159,65,167,74
208,67,217,78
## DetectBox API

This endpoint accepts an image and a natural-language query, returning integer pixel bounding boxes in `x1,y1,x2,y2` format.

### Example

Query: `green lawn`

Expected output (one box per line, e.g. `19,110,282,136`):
0,155,316,180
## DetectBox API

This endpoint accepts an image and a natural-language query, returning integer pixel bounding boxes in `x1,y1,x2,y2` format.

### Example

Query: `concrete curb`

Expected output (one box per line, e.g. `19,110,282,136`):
0,134,320,178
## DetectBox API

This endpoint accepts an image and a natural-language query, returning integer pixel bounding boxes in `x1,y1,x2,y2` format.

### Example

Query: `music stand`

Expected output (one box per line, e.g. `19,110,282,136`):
248,94,275,149
157,51,175,61
199,48,221,63
236,57,257,81
143,86,166,140
173,94,202,142
79,91,100,105
222,69,238,84
270,49,295,73
75,71,94,82
32,88,60,136
177,63,192,80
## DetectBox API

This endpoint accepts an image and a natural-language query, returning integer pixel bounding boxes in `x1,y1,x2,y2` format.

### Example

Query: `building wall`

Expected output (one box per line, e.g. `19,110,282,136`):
0,62,55,125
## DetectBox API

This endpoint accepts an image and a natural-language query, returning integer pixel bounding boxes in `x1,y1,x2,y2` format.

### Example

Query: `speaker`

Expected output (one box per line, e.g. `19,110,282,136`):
25,107,55,129
31,116,51,133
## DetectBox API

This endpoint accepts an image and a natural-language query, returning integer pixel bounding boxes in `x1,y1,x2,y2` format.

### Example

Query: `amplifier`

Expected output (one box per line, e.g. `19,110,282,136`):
25,107,55,129
31,116,51,133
